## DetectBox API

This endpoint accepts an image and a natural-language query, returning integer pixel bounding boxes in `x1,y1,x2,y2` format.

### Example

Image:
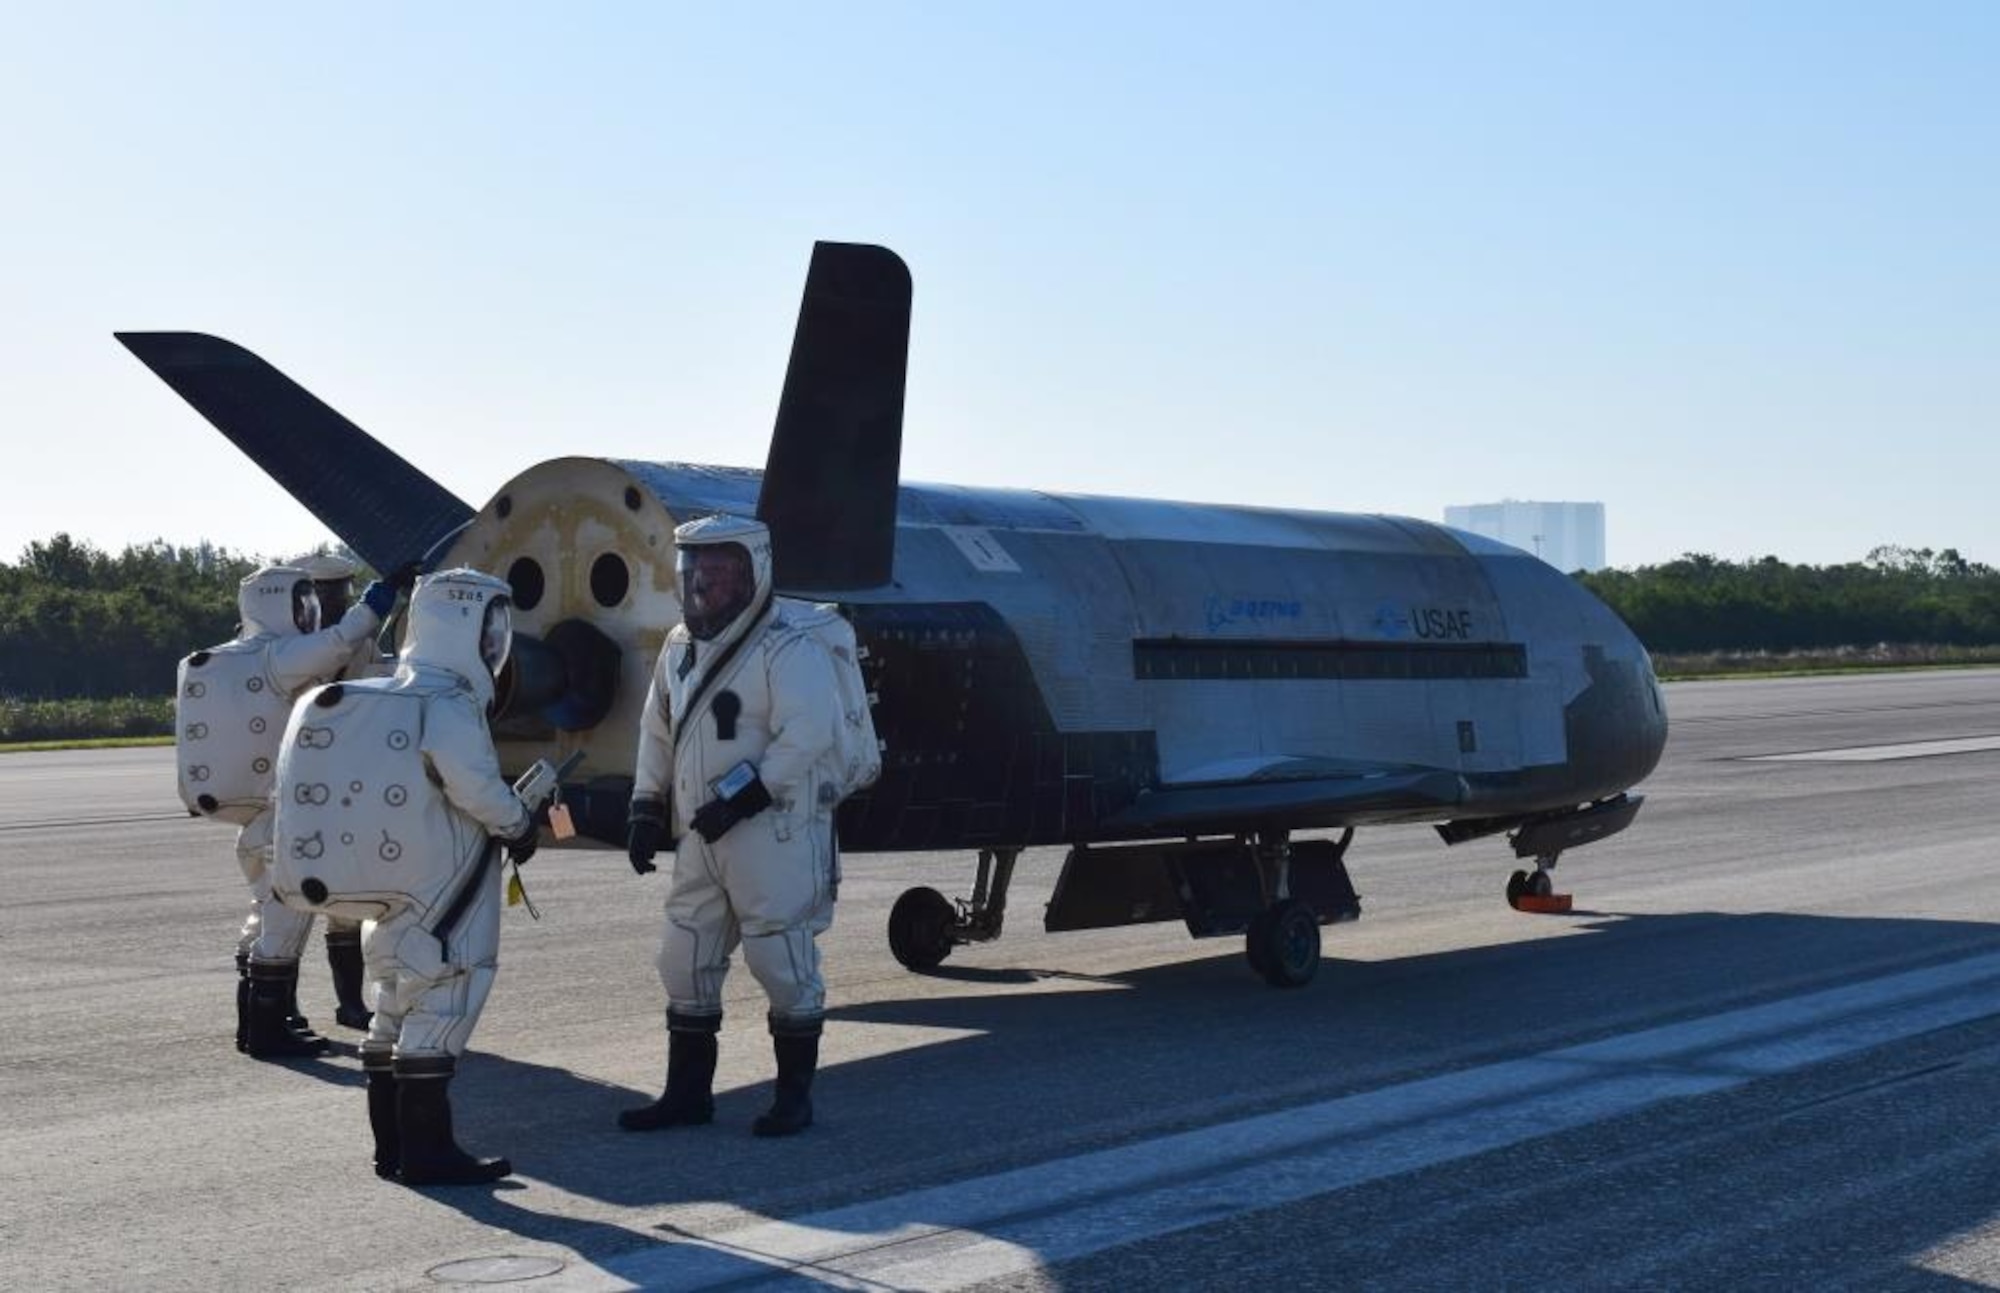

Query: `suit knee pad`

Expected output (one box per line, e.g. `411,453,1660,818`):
740,924,824,1020
660,917,731,1013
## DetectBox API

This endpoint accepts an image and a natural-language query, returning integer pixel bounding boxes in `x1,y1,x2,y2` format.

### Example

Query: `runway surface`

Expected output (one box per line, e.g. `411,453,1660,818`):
7,668,2000,1290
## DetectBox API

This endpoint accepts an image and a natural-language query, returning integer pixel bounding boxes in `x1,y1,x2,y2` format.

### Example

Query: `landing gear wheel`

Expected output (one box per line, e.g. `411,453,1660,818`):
888,887,957,971
1248,899,1320,988
1506,869,1554,910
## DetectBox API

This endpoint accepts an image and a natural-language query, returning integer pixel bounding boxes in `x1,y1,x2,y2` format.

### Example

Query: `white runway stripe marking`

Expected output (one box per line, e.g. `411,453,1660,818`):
1744,734,2000,762
547,952,2000,1292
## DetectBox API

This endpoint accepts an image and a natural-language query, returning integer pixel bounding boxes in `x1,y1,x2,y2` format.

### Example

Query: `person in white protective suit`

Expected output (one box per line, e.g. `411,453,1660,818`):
271,568,536,1186
621,513,846,1139
290,551,398,1031
175,562,398,1059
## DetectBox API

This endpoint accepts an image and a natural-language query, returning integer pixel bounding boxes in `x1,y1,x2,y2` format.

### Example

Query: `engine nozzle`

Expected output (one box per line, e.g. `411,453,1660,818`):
493,618,621,732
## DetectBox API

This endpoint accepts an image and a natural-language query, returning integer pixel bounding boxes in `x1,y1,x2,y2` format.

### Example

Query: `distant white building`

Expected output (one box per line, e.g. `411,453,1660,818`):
1444,500,1606,572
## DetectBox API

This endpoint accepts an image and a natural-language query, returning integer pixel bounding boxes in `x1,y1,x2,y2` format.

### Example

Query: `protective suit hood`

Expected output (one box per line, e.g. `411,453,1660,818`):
673,513,773,658
293,552,359,582
239,565,315,639
293,551,360,620
400,568,513,709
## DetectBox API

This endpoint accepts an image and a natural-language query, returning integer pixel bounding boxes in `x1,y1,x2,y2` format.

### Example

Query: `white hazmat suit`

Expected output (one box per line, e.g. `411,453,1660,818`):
175,562,389,1058
622,514,847,1139
272,567,533,1185
290,550,397,1030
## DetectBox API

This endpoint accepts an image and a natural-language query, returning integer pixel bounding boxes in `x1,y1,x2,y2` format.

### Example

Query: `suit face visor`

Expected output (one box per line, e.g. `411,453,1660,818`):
312,577,353,622
480,598,514,676
677,543,754,641
291,581,322,635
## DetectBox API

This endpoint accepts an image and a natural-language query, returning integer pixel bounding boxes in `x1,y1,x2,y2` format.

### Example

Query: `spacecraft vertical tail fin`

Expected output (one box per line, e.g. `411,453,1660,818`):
755,242,910,591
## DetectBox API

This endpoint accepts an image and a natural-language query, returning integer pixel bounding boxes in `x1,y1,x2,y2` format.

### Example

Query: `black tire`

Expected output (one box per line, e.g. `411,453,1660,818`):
888,886,957,972
1525,869,1554,899
1253,899,1320,988
1505,870,1529,909
1245,909,1275,978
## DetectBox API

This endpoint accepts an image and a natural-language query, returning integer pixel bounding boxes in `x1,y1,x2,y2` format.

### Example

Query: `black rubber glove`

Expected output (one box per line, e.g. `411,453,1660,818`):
500,820,538,866
627,795,666,874
361,580,397,617
689,773,773,844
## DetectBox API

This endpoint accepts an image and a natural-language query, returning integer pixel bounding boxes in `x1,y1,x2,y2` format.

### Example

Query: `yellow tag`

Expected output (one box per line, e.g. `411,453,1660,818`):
505,863,542,919
548,802,576,840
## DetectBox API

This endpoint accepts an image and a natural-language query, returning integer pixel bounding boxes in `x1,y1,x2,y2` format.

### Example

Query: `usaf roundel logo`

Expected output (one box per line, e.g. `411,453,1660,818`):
1372,603,1411,639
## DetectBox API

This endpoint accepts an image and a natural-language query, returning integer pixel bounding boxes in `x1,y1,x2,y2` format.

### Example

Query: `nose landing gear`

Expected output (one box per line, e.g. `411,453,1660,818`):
1505,854,1571,913
1491,794,1642,913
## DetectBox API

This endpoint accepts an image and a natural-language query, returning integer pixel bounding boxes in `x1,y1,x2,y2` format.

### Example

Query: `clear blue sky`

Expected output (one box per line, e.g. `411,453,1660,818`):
3,2,1994,569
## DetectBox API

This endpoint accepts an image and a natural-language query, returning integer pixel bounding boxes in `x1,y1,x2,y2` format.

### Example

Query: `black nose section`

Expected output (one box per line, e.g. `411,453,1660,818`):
494,619,622,732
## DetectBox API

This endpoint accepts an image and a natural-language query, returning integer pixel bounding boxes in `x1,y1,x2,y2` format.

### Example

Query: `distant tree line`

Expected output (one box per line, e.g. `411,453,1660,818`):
4,534,2000,700
1576,546,2000,654
0,534,268,698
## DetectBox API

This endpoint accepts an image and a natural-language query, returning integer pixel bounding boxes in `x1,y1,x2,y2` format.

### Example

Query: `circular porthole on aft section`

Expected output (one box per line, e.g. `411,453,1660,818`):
589,552,630,608
507,557,545,612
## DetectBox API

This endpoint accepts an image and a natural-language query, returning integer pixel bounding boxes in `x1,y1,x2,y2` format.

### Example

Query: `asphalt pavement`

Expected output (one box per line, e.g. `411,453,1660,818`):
5,669,2000,1290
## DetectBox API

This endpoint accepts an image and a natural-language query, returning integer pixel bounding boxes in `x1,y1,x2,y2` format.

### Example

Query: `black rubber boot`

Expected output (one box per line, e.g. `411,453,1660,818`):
618,1011,719,1132
752,1017,821,1138
234,952,250,1054
245,961,330,1059
284,974,320,1043
326,929,372,1031
364,1055,400,1180
394,1057,511,1186
237,948,318,1049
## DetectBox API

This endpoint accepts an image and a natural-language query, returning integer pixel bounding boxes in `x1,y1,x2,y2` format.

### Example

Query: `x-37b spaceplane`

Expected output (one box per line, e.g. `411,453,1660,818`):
120,242,1666,988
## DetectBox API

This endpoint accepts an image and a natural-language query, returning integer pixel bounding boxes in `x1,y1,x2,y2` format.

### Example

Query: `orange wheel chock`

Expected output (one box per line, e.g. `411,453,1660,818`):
1514,893,1573,914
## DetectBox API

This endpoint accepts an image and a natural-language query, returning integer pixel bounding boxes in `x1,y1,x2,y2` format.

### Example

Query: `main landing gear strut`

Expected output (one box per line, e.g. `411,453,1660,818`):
1242,828,1347,989
888,848,1019,972
889,830,1361,988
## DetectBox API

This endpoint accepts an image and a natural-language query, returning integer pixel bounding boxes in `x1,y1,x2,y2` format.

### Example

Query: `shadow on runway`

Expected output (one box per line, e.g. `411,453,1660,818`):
407,907,2000,1283
918,963,1127,986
